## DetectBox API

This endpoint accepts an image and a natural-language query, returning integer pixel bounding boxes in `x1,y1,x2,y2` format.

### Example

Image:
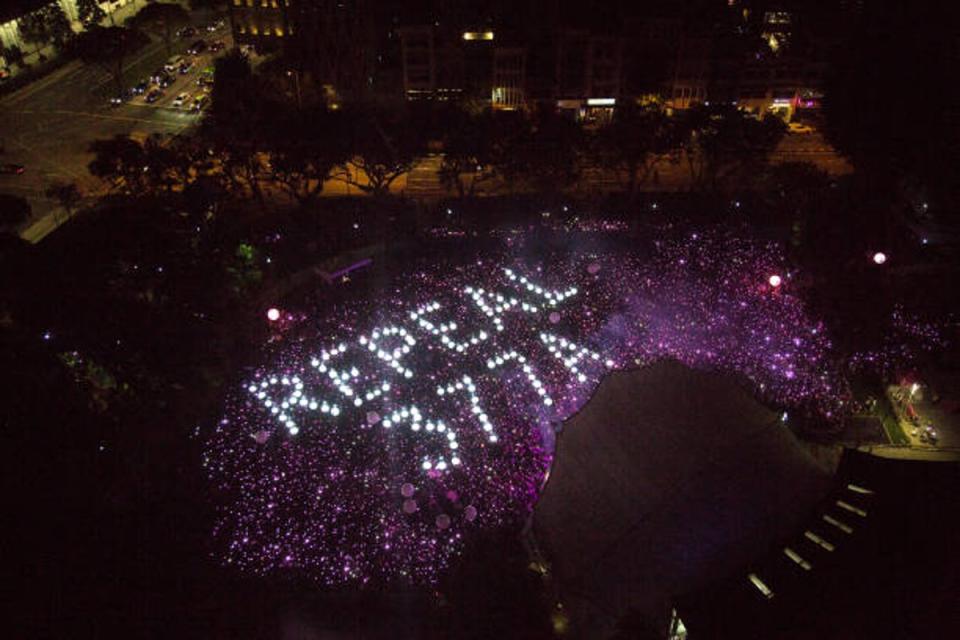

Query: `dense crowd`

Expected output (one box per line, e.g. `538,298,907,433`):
204,225,898,586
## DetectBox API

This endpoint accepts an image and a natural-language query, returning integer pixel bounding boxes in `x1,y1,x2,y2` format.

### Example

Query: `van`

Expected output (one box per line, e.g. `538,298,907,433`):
164,55,185,72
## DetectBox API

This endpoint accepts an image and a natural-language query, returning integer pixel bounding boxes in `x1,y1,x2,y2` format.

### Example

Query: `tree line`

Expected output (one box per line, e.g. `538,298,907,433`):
82,51,787,208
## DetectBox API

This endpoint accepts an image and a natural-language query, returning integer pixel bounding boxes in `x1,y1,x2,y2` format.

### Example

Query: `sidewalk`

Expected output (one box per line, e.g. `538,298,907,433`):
857,444,960,462
20,207,75,244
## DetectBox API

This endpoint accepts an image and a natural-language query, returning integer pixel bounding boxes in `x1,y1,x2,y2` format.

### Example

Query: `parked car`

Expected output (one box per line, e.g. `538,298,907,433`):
788,122,814,134
208,40,225,53
205,19,224,32
164,55,185,72
110,90,133,106
178,59,195,75
172,92,191,108
132,79,149,95
0,163,25,175
190,95,209,113
145,88,164,103
177,26,197,39
187,40,206,55
196,66,215,87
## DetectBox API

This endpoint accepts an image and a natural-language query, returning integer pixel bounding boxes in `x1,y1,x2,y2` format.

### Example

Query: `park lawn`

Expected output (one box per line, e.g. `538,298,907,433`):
876,394,910,445
849,374,910,445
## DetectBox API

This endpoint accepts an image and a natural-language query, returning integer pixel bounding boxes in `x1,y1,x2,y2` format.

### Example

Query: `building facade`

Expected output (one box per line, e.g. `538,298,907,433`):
396,25,495,102
227,0,291,43
1,0,147,78
491,46,525,110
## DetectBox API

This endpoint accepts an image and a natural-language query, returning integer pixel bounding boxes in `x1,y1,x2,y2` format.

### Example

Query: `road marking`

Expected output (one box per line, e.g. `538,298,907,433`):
11,135,85,180
11,108,191,128
0,60,84,106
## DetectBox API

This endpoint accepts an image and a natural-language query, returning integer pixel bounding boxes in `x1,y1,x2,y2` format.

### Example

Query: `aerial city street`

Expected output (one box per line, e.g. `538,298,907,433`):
2,1,957,639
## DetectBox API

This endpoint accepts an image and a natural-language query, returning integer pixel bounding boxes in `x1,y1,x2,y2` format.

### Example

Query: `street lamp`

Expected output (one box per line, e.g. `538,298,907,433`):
872,252,887,265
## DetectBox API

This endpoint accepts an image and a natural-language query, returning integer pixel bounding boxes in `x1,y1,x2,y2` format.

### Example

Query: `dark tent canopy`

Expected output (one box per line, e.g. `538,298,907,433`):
532,360,832,637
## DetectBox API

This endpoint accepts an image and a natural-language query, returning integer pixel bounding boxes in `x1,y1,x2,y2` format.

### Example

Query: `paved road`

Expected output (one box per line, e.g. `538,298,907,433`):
2,24,853,235
0,21,232,240
771,130,853,174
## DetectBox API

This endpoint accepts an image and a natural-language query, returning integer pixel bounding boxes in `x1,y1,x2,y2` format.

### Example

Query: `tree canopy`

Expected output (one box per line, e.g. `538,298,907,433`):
18,5,74,53
128,2,189,56
73,26,149,93
332,103,428,197
678,104,786,191
76,0,107,29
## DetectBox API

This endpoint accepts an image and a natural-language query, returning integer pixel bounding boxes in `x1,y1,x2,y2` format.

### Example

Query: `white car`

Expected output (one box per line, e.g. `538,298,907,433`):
172,92,191,109
164,55,185,72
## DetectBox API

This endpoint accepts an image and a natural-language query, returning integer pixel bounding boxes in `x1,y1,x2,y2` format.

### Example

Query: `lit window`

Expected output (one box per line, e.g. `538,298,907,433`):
233,0,241,5
260,0,268,6
462,31,494,41
271,0,278,6
250,24,258,34
275,26,284,36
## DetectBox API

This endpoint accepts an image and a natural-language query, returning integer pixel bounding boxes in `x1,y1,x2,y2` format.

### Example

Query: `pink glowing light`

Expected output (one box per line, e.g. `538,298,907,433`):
873,252,887,265
266,308,281,322
209,227,877,588
768,274,782,288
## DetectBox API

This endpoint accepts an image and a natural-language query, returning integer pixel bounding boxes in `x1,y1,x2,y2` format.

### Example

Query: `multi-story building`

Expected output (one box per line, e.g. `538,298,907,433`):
1,0,144,77
396,25,495,102
553,29,623,123
397,25,434,100
227,0,291,43
621,14,682,99
666,34,711,110
227,0,375,98
491,46,525,110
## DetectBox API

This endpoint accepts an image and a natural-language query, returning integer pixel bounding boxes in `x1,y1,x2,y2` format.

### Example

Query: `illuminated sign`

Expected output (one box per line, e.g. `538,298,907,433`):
462,31,494,41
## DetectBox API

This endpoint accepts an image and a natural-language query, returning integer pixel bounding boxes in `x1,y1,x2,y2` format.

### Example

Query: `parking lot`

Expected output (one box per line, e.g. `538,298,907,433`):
0,18,234,240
